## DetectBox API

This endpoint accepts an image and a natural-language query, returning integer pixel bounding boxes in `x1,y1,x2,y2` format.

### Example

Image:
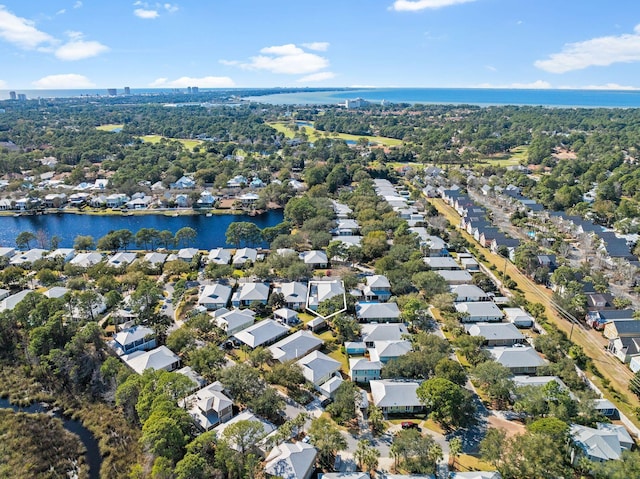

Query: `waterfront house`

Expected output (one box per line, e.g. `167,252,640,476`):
466,323,525,347
370,379,425,415
142,252,167,268
177,248,199,261
108,252,137,268
234,319,290,348
111,325,156,355
212,308,255,335
233,247,258,265
455,302,503,322
70,252,104,268
349,358,383,383
356,302,401,322
265,442,317,479
185,382,234,430
198,284,232,310
488,346,548,374
175,194,189,208
122,345,180,374
268,330,323,362
274,281,308,310
105,193,129,208
0,247,15,258
10,248,47,265
126,195,153,209
232,282,270,307
208,248,232,265
47,248,76,262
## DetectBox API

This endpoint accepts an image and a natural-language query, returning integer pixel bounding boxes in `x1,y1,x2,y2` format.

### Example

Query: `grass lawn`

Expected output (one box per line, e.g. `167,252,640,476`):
454,454,496,472
478,145,529,167
327,347,349,374
138,134,203,151
268,121,404,147
298,312,316,324
95,123,123,131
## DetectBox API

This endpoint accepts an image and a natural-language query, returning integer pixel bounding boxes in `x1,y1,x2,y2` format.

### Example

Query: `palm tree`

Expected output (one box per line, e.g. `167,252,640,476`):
449,437,463,470
354,440,380,474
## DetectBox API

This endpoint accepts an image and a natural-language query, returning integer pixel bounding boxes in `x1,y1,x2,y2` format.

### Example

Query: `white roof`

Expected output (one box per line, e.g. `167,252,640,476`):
213,410,275,447
331,235,362,247
466,323,525,341
436,270,473,283
235,282,270,302
198,284,232,306
349,357,383,371
187,382,233,415
114,325,154,347
47,248,75,260
10,248,47,265
234,319,290,348
489,346,548,369
0,289,33,311
321,474,370,479
361,323,409,343
208,248,232,264
424,257,459,269
233,248,258,264
214,308,255,331
308,280,345,306
570,424,623,461
277,282,308,304
143,252,167,266
177,248,199,260
44,286,69,299
0,247,15,257
108,252,137,267
274,307,298,320
357,302,401,320
449,473,501,479
122,346,180,374
370,380,422,408
451,284,488,300
503,307,534,322
300,250,328,265
269,330,323,362
369,340,412,361
70,252,104,267
265,442,318,479
455,302,503,318
297,350,341,385
366,275,391,289
319,375,344,396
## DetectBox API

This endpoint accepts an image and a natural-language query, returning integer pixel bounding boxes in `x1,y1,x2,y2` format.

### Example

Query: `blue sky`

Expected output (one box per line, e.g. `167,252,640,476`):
2,0,640,90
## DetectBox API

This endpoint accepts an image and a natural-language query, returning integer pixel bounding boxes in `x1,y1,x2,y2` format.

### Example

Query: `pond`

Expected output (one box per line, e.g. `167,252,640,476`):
0,209,284,249
0,397,102,479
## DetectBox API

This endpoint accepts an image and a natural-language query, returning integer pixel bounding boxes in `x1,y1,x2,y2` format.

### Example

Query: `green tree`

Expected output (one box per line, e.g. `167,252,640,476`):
73,235,95,251
390,429,442,474
327,381,360,425
412,271,449,300
175,227,197,247
354,439,380,473
472,360,514,408
308,417,347,469
416,377,475,431
368,405,385,435
16,231,36,250
174,453,207,479
222,419,265,455
140,416,186,462
449,437,463,469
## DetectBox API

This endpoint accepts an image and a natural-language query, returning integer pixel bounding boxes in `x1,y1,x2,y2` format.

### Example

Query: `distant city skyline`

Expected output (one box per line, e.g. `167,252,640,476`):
1,1,640,90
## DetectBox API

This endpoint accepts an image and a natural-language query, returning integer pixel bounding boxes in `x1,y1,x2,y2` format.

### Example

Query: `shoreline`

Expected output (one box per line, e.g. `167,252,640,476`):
0,207,278,218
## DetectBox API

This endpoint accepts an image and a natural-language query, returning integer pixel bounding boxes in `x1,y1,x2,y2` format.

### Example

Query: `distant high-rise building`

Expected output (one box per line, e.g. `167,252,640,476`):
124,86,131,95
17,94,27,101
187,87,192,94
9,91,16,100
192,86,199,94
107,88,117,96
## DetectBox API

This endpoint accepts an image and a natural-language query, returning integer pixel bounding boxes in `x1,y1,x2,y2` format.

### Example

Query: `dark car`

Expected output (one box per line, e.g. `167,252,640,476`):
401,421,419,430
320,397,333,408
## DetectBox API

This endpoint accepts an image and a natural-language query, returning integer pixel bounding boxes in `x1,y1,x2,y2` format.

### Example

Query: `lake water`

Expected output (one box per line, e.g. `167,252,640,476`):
0,397,102,479
248,88,640,108
0,210,284,249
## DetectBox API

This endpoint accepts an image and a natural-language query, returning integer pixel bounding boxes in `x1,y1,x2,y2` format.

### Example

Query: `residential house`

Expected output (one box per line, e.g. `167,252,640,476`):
466,323,525,347
232,282,270,307
213,410,275,450
208,248,232,265
47,248,76,262
107,252,137,268
488,346,548,374
275,282,308,310
608,336,640,363
570,423,631,463
0,289,34,312
70,252,104,268
306,317,327,333
307,280,345,312
213,308,255,335
356,302,401,322
105,193,129,208
269,330,323,362
300,250,328,268
436,270,473,285
10,248,47,265
603,317,640,340
593,399,618,418
227,175,248,188
234,320,290,349
177,248,199,261
361,323,409,347
265,442,317,479
330,235,362,248
142,252,167,268
459,257,480,271
451,284,491,303
0,289,10,301
349,358,383,383
332,219,359,236
587,309,636,330
455,302,503,322
233,247,258,265
122,345,180,374
297,351,342,387
503,307,535,328
369,340,412,363
126,195,153,209
369,380,425,415
345,341,368,355
185,382,234,430
0,247,15,258
273,307,299,325
424,256,459,270
111,325,156,355
171,176,196,189
449,473,501,479
198,284,232,310
361,275,392,301
585,293,615,311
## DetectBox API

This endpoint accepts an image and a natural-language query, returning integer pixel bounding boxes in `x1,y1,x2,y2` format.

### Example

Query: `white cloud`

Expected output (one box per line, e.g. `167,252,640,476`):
0,79,7,89
56,9,66,15
164,3,179,13
219,59,241,66
391,0,475,11
302,42,329,52
485,65,497,72
134,8,159,19
73,1,83,8
0,5,56,49
475,80,552,89
32,73,95,89
149,76,235,88
535,24,640,73
298,71,335,83
232,43,329,75
55,39,109,60
560,83,640,91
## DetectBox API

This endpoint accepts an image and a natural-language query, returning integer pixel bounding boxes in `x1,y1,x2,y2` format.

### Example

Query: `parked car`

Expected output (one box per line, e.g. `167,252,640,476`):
401,421,419,430
320,397,333,408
